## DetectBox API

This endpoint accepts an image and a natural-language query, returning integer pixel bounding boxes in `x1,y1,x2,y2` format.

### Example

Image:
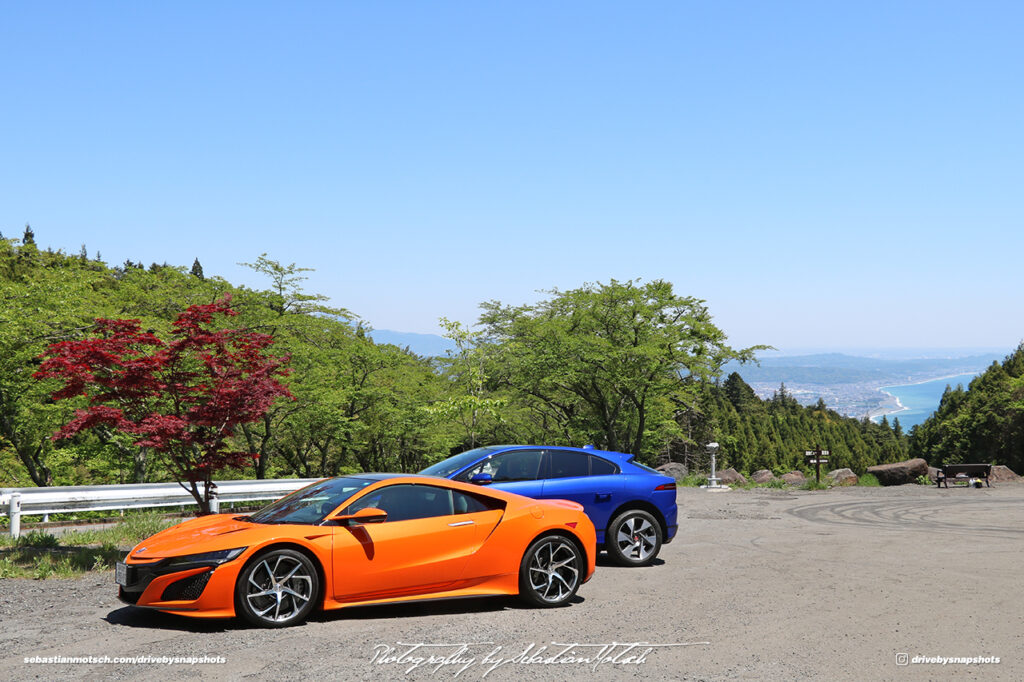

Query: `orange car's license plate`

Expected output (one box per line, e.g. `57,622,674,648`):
115,561,127,586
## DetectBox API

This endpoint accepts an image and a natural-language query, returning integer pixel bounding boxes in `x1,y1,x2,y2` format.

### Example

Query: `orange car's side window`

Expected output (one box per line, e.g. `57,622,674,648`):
343,484,457,523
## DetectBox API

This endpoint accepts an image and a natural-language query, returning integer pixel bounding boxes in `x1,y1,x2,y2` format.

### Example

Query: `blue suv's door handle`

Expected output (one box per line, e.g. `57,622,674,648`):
595,493,611,502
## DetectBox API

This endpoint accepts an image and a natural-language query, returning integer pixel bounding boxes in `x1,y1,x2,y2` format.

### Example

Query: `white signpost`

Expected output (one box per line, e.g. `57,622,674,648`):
804,446,830,484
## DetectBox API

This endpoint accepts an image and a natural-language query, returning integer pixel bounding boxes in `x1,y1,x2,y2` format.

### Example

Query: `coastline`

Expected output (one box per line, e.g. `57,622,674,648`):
869,371,979,424
866,390,907,421
879,372,979,391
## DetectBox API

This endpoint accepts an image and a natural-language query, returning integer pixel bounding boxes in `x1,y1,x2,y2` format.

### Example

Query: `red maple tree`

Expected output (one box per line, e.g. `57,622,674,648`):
34,295,292,513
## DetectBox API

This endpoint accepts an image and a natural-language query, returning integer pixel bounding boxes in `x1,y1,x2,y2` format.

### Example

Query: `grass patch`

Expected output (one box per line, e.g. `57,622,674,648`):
62,511,175,546
0,542,123,579
858,473,881,487
0,511,175,579
677,474,707,487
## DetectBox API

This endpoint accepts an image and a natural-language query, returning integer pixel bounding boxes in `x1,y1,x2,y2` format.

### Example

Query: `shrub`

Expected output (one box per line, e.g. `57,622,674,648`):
15,531,59,549
858,473,881,487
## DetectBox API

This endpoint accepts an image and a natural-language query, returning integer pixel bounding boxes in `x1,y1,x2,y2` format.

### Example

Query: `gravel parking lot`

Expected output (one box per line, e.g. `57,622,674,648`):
2,483,1021,681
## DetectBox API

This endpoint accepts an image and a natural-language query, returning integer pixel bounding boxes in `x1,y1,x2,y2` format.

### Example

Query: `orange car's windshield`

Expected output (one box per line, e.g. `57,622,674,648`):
248,477,374,525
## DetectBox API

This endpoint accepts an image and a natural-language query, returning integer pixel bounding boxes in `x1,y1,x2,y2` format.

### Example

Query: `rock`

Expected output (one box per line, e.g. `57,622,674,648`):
751,469,775,484
989,465,1020,483
717,468,747,485
781,471,806,485
656,462,689,481
827,468,858,486
928,466,942,483
866,458,929,486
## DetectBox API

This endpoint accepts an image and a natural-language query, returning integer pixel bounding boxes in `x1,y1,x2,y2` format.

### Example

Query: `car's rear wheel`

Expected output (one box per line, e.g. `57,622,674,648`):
607,509,662,566
235,548,318,628
519,534,582,607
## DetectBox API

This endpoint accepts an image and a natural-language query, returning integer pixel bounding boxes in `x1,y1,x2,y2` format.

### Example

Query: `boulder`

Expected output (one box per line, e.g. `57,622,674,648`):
717,468,747,486
656,462,689,481
827,468,859,486
781,471,806,485
989,465,1021,483
866,458,929,486
751,469,775,484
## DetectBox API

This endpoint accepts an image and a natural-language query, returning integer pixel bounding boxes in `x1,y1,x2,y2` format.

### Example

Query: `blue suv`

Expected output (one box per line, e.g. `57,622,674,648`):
420,445,678,566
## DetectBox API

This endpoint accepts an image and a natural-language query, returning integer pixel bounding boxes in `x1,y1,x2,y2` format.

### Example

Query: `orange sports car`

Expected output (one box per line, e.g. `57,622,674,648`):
117,474,596,627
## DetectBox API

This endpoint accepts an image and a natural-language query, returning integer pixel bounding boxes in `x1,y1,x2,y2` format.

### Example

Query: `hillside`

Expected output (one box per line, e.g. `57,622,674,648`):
1,232,914,489
910,346,1024,472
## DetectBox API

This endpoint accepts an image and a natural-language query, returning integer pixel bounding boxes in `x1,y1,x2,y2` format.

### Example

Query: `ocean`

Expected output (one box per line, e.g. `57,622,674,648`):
873,372,980,429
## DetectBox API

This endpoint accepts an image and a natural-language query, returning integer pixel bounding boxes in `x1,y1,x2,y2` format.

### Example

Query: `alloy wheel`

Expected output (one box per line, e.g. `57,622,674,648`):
526,538,580,604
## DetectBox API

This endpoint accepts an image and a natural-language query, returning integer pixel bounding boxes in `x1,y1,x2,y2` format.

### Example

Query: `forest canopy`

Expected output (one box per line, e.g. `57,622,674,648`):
0,230,969,489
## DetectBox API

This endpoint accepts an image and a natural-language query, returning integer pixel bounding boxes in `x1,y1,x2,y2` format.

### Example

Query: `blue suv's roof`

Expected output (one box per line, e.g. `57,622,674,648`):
483,444,635,462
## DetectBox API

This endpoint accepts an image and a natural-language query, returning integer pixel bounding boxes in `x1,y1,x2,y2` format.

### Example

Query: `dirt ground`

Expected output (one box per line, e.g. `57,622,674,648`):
1,483,1021,681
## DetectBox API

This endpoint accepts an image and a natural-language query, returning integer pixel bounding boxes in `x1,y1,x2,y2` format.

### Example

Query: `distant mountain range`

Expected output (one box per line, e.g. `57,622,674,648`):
367,330,456,357
366,329,1008,420
369,329,1009,380
721,352,1005,386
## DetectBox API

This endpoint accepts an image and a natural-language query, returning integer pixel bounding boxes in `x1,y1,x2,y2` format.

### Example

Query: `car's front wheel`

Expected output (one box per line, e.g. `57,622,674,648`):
606,509,662,566
519,534,583,607
235,548,319,628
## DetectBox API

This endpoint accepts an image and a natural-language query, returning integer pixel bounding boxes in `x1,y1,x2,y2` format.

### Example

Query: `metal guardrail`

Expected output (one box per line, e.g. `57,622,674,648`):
0,478,321,538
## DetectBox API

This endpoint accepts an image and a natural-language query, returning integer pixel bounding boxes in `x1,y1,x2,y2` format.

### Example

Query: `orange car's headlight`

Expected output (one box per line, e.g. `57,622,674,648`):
165,547,247,567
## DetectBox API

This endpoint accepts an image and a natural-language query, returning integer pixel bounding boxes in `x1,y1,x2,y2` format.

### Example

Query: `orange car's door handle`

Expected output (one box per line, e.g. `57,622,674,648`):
448,520,474,527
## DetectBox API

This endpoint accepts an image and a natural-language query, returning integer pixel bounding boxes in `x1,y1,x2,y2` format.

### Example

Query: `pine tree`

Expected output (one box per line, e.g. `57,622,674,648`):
22,224,35,245
190,258,205,280
79,244,88,261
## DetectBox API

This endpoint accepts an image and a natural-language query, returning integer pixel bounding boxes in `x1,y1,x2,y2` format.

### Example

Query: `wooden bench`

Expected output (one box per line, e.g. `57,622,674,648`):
936,463,991,488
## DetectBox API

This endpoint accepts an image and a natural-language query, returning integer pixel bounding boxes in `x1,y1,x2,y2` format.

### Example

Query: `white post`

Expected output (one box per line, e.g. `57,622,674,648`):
9,493,22,539
704,442,722,488
209,490,220,514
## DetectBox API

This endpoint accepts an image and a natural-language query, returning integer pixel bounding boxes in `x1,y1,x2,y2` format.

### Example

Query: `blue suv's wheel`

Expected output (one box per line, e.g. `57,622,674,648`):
607,509,661,566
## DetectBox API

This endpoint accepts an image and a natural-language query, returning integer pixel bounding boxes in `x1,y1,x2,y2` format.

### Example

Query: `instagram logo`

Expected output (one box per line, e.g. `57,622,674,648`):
896,653,909,666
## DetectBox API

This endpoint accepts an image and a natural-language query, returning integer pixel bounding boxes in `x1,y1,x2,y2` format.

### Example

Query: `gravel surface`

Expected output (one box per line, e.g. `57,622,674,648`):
2,483,1021,681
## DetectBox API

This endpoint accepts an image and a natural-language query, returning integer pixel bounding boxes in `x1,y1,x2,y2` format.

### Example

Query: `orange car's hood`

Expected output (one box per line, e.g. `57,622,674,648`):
129,514,268,559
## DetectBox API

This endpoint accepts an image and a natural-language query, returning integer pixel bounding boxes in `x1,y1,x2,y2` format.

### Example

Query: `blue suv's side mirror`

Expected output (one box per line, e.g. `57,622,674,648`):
470,472,493,485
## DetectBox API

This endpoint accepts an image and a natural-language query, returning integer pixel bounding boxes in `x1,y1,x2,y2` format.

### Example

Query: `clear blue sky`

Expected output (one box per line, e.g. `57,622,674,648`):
2,2,1021,353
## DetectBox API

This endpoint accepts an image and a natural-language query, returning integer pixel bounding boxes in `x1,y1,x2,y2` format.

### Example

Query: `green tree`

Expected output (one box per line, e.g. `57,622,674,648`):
425,318,505,449
0,240,115,485
911,346,1024,471
477,279,766,459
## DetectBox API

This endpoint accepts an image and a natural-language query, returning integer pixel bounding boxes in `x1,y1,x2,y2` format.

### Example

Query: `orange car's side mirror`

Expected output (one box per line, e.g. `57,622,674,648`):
328,506,388,526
